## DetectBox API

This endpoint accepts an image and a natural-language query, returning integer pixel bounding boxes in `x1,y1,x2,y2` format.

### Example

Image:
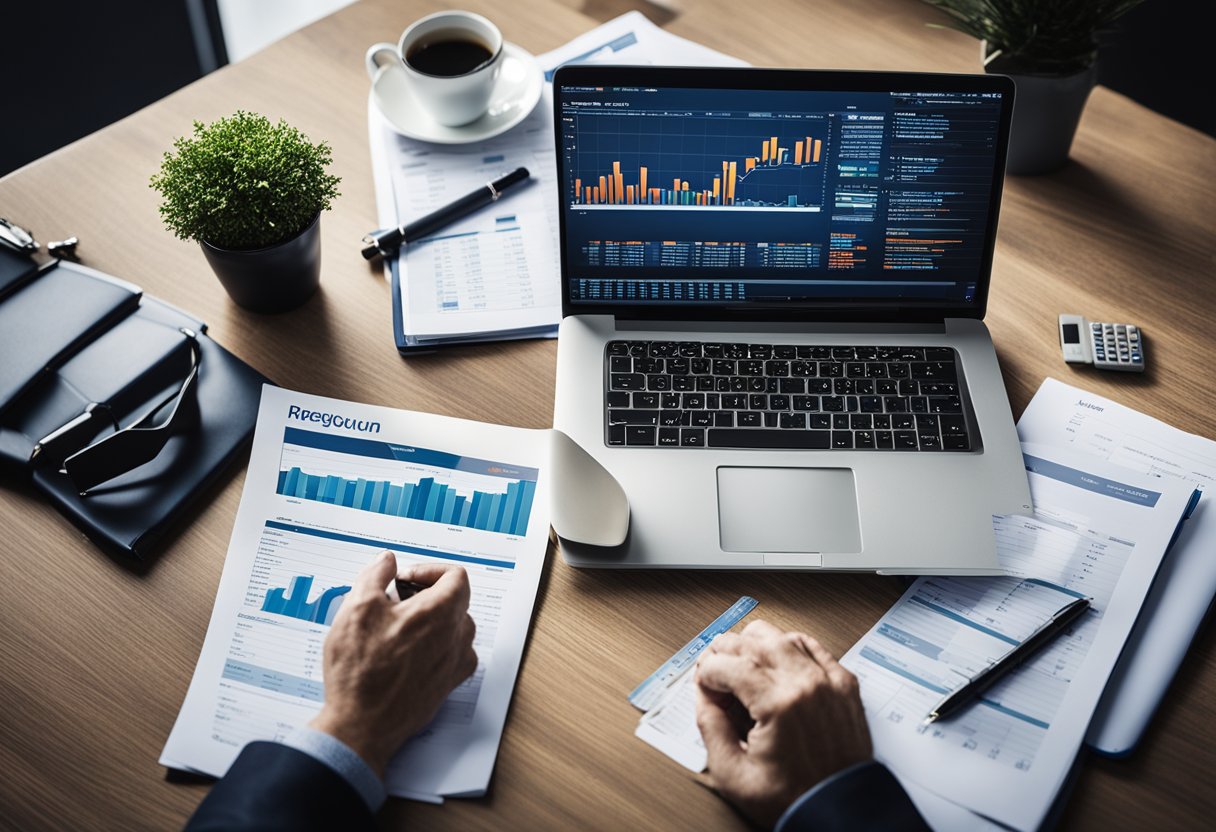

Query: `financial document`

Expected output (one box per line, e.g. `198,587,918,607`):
368,12,745,345
383,109,560,341
629,596,758,773
1018,378,1216,754
843,442,1197,831
635,672,707,773
161,386,552,801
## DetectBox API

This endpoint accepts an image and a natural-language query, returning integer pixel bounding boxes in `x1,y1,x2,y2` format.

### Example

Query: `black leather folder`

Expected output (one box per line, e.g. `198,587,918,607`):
0,259,270,560
0,260,141,418
0,246,41,301
0,298,200,466
32,300,268,558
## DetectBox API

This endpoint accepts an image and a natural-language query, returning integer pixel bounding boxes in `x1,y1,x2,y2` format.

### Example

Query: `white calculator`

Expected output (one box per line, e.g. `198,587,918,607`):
1058,314,1145,372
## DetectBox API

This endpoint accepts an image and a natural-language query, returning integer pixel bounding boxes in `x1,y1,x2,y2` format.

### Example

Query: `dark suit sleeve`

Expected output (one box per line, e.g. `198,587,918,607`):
776,761,930,832
184,741,377,832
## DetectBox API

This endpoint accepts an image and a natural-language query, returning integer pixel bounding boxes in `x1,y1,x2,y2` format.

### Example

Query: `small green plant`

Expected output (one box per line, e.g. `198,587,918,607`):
151,111,341,250
921,0,1146,75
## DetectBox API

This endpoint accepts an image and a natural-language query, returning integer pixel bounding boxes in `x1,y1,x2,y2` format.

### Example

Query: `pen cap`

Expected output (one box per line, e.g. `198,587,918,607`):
494,167,529,191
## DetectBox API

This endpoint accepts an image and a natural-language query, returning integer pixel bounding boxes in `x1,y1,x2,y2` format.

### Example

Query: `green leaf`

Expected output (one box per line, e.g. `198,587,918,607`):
149,111,342,250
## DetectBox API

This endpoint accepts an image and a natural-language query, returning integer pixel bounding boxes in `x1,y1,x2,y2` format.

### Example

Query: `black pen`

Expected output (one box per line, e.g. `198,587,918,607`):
361,166,531,260
392,578,428,601
922,595,1091,726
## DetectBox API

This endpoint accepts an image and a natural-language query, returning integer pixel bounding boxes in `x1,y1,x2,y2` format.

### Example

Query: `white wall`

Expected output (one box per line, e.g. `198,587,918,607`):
217,0,358,63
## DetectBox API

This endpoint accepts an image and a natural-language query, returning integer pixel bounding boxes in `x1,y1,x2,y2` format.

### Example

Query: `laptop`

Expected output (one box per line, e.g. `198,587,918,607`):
551,66,1031,572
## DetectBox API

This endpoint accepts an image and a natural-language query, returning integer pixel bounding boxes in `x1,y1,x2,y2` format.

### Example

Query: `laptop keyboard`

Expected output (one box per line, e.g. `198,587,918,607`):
604,341,973,451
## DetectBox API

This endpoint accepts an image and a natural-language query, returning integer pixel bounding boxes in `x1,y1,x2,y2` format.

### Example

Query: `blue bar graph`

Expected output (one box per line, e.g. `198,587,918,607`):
276,466,536,535
262,574,351,625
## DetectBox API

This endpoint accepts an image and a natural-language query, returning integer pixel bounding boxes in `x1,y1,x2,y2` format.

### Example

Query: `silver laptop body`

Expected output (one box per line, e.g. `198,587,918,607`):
551,67,1031,572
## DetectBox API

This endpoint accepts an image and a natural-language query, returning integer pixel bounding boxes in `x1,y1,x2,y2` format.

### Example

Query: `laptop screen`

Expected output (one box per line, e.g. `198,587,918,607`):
554,68,1014,320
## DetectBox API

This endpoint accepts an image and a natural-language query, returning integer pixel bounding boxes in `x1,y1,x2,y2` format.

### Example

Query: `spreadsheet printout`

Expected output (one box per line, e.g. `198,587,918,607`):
842,442,1196,830
1018,377,1216,754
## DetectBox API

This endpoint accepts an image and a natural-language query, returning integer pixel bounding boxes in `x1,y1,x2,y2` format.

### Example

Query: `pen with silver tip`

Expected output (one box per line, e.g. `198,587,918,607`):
361,166,530,260
922,595,1091,726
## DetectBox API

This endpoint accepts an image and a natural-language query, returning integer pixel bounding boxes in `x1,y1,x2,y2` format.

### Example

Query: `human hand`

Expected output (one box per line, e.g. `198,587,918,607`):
309,552,478,775
694,620,872,829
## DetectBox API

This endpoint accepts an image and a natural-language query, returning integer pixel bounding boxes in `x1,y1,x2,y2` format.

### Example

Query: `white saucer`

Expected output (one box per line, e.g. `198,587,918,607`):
372,42,543,144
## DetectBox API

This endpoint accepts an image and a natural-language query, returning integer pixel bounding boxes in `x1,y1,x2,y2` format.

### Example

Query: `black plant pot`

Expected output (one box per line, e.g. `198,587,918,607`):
200,214,322,313
984,42,1097,176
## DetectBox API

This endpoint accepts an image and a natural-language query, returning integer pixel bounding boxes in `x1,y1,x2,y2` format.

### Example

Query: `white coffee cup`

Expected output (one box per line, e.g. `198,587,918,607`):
365,11,505,127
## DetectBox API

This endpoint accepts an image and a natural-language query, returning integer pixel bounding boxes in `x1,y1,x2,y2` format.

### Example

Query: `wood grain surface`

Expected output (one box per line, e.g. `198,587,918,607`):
1,0,1213,829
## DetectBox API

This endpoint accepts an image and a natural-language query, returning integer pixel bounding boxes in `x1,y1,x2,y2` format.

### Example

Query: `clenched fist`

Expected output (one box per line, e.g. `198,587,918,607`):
310,552,478,775
695,620,872,829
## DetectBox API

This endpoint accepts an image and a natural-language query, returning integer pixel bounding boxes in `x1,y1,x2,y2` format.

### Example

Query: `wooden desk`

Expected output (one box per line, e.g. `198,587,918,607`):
1,0,1213,828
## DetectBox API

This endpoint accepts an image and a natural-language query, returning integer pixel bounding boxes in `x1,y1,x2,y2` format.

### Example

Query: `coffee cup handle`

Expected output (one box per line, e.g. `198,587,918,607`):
365,43,399,81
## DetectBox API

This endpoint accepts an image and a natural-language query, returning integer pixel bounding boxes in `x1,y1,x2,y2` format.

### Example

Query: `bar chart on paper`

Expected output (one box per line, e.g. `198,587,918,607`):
216,520,502,730
275,428,538,535
261,574,351,625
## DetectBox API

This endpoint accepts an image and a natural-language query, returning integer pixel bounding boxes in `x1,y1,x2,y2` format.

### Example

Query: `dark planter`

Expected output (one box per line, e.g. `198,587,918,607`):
200,213,322,313
984,42,1097,176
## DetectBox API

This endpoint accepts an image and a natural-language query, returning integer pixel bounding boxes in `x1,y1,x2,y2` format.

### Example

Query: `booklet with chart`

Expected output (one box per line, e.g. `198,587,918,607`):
367,12,746,351
161,386,552,802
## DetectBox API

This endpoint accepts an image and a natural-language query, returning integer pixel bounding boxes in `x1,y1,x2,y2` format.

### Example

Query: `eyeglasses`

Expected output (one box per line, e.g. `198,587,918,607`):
60,328,202,495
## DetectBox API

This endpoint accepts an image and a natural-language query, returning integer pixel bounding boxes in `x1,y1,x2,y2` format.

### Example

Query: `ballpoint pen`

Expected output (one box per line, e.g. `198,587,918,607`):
393,578,428,601
923,595,1091,726
361,166,531,260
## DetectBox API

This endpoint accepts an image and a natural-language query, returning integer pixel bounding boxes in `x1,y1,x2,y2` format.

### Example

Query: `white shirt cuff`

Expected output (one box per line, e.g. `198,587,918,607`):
280,726,387,811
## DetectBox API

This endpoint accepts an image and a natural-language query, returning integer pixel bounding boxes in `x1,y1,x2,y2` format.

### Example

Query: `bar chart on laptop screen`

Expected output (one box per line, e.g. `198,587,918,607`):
275,427,538,536
567,110,831,210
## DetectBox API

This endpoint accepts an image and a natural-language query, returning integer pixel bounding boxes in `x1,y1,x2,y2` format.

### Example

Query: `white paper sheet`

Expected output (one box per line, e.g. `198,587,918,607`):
634,668,707,772
535,10,748,76
1017,377,1216,754
385,108,561,339
842,443,1197,830
368,11,746,344
161,386,551,800
899,777,1009,832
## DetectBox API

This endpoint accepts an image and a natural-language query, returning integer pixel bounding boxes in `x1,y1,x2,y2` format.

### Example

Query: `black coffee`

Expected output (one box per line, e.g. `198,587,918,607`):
406,37,493,77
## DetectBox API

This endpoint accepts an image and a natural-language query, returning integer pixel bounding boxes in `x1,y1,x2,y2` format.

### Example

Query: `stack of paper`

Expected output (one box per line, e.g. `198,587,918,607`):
1018,378,1216,755
368,12,746,350
161,387,552,802
842,437,1199,830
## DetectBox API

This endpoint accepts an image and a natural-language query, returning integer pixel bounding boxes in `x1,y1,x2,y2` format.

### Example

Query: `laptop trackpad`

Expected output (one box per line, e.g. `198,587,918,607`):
717,467,862,553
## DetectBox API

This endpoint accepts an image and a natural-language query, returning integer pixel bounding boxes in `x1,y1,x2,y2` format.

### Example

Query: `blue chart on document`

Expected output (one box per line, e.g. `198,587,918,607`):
213,426,540,751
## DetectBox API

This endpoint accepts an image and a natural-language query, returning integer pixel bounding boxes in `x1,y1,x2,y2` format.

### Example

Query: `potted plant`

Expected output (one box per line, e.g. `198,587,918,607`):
921,0,1146,175
151,111,341,312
